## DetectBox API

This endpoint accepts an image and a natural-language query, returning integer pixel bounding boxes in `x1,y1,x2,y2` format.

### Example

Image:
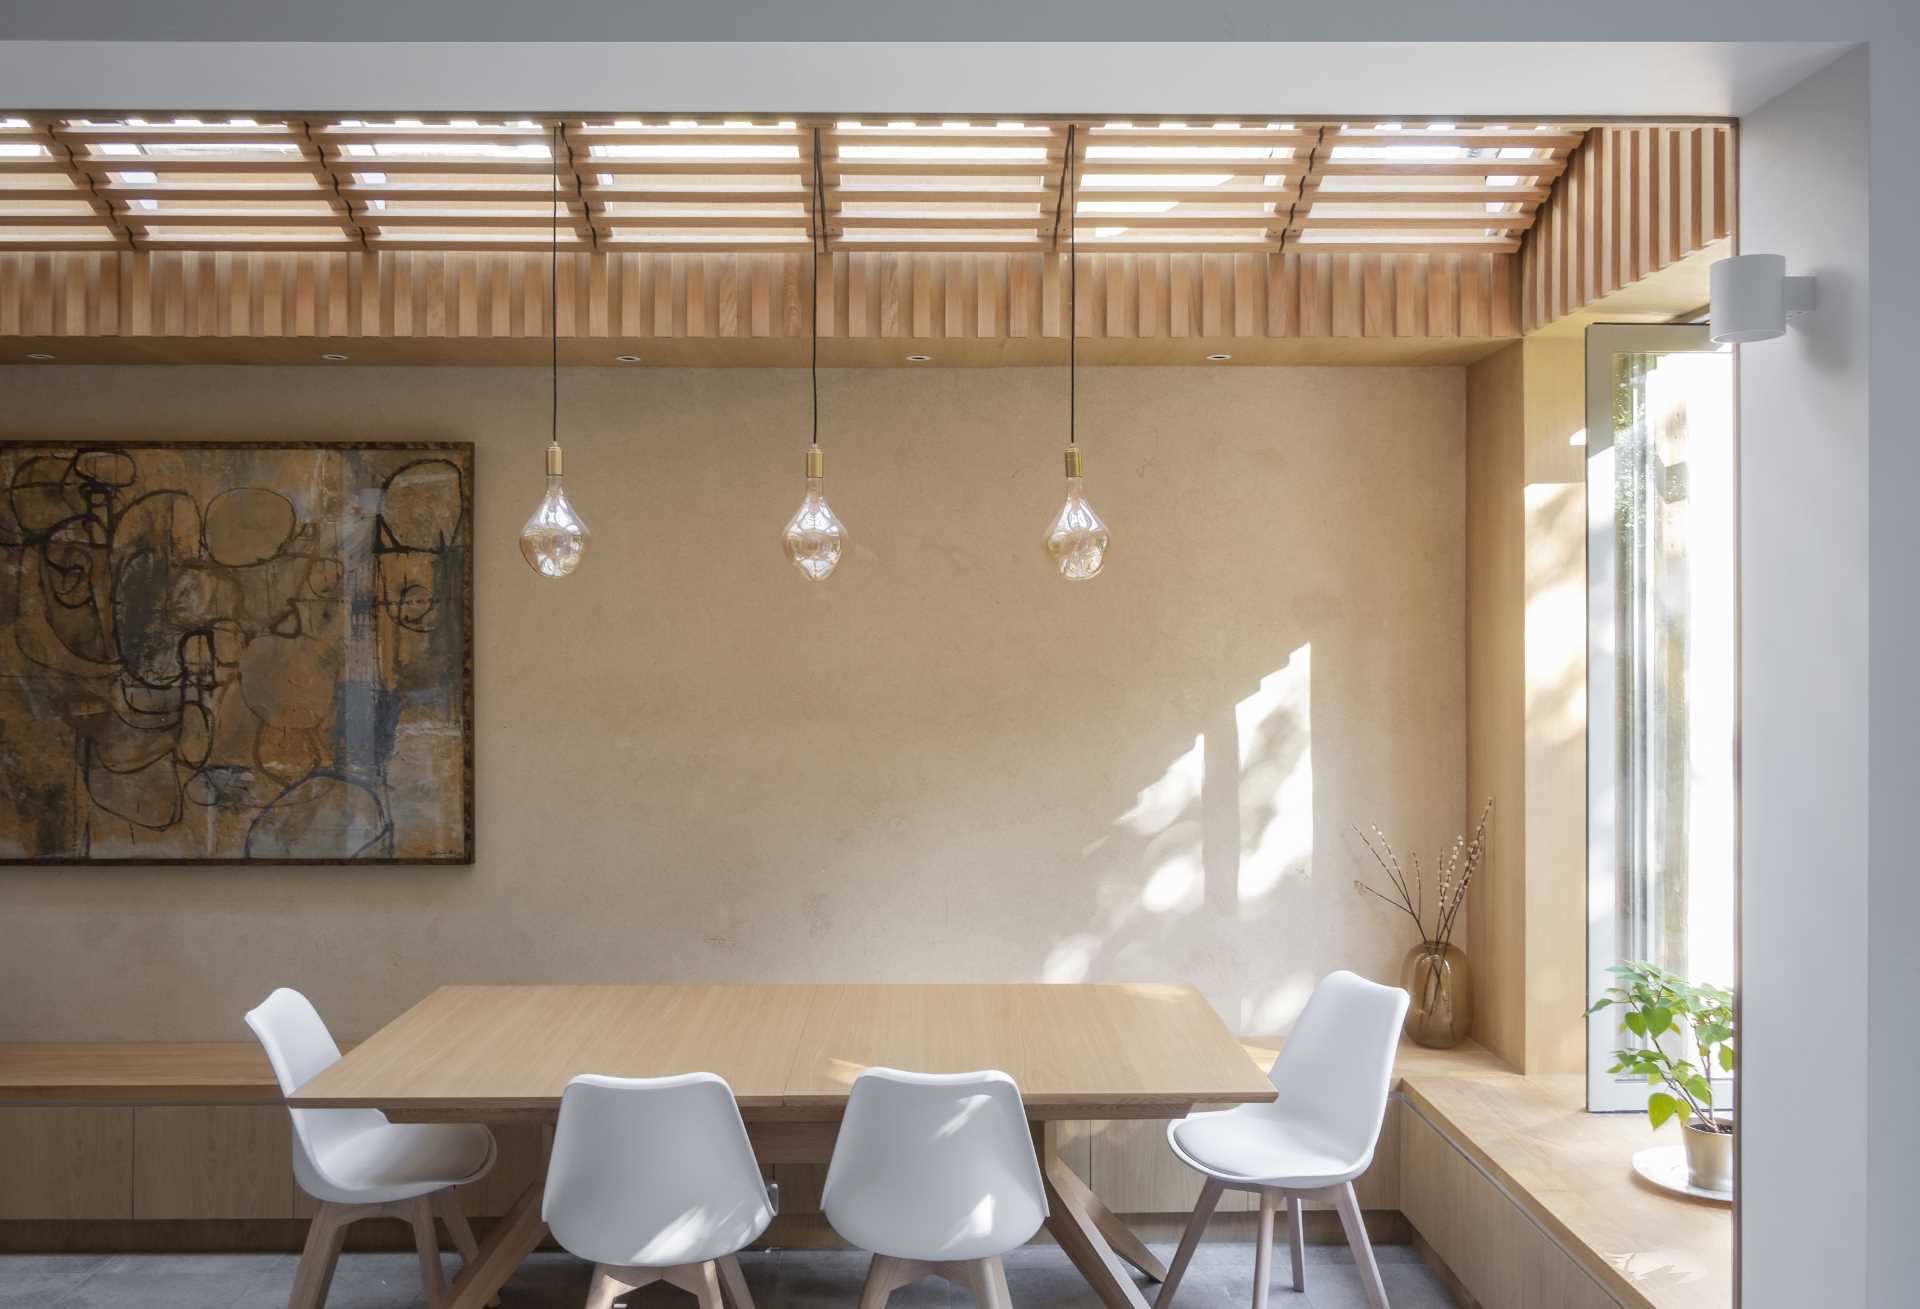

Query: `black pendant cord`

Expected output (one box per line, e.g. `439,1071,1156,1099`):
811,128,823,447
550,120,560,448
1066,124,1076,449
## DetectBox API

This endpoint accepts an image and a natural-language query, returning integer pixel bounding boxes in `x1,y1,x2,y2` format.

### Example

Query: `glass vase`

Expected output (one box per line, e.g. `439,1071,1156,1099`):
1401,942,1472,1049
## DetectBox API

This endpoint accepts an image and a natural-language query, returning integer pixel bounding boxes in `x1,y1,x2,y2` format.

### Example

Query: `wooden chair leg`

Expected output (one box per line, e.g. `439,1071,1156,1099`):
433,1190,502,1309
662,1261,725,1309
960,1256,1013,1309
287,1202,350,1309
1154,1177,1224,1309
857,1254,931,1309
1252,1191,1275,1309
1330,1182,1389,1309
716,1254,757,1309
1286,1196,1306,1292
409,1196,449,1308
585,1264,636,1309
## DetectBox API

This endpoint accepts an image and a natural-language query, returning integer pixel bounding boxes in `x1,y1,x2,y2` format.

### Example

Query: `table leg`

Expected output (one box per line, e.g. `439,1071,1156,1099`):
444,1179,548,1309
1034,1121,1165,1309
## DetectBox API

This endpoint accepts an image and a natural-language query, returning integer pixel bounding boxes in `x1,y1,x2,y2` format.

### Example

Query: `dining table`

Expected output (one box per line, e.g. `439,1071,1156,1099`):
290,982,1277,1309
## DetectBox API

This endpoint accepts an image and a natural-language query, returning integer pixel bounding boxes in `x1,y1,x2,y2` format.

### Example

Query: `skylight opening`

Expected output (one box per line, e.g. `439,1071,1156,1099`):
1083,145,1296,162
1077,200,1183,215
837,145,1048,161
592,144,799,161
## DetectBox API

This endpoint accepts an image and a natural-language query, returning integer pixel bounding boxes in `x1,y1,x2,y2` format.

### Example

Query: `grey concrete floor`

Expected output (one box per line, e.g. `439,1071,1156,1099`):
0,1242,1456,1309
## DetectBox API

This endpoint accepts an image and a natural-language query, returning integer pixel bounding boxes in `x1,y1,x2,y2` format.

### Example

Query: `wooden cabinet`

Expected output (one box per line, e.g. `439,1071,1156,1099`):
1399,1102,1621,1309
133,1106,293,1219
0,1107,133,1219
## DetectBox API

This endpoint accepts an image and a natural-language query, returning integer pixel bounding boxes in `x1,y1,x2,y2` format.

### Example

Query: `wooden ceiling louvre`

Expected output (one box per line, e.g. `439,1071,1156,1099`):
574,119,813,253
1070,121,1310,253
0,116,1587,261
822,121,1063,253
1289,122,1584,255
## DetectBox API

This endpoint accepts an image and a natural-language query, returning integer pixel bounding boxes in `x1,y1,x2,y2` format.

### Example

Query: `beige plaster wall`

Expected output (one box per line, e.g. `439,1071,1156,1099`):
0,363,1464,1041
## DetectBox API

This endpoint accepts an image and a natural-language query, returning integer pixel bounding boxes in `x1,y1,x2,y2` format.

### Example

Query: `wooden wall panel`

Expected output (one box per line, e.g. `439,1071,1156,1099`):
1520,124,1734,333
0,1107,133,1219
0,249,1519,347
132,1106,293,1219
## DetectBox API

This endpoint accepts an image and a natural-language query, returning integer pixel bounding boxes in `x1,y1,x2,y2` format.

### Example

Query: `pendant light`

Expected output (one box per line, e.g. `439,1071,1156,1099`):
1044,125,1110,581
781,128,848,581
518,121,591,579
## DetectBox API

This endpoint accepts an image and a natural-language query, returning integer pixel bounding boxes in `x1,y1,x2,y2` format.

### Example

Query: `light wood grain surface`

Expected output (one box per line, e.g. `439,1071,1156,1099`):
0,1043,281,1104
291,983,1274,1120
784,984,1273,1115
1389,1041,1729,1309
293,985,820,1113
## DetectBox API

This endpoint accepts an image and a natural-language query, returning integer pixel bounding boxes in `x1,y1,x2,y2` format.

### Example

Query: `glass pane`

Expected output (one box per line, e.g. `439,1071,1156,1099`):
1609,348,1735,991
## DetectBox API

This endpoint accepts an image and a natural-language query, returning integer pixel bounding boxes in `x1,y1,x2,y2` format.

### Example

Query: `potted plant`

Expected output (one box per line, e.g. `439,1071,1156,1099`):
1587,961,1736,1191
1351,800,1492,1048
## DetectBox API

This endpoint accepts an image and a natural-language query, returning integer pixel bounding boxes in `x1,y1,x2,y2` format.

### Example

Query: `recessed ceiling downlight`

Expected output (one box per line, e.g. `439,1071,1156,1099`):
320,352,349,361
1206,353,1233,361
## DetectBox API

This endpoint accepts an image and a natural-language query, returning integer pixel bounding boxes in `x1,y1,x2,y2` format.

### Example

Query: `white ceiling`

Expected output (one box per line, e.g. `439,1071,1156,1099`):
0,41,1854,120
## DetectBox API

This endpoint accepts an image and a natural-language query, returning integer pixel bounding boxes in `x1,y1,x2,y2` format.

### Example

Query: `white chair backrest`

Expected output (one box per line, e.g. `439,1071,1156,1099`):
1267,970,1409,1162
244,987,389,1189
821,1067,1047,1255
543,1073,774,1269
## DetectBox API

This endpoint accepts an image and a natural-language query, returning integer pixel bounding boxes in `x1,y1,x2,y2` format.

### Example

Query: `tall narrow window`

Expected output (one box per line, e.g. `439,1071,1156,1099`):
1585,324,1736,1112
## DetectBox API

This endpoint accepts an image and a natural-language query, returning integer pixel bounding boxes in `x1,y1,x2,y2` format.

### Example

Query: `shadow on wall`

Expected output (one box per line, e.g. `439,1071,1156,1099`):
1040,645,1329,1034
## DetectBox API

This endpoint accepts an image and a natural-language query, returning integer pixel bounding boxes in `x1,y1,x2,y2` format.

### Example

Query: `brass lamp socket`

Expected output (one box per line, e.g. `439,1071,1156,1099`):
545,441,564,477
805,446,826,478
1063,446,1085,478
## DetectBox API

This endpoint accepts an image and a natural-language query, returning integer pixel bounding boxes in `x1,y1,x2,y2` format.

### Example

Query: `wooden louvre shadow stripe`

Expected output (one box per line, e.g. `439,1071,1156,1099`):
1518,123,1735,332
0,249,1517,342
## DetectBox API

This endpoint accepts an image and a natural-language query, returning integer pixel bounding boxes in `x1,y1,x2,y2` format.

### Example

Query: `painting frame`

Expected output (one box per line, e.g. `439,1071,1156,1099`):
0,438,475,867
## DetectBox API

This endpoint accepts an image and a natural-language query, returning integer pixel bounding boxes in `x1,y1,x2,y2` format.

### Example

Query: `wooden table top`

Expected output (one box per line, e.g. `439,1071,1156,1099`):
291,983,1275,1119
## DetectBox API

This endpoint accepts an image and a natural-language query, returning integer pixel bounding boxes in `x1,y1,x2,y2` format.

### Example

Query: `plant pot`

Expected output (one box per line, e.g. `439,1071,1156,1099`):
1400,943,1472,1049
1682,1120,1734,1192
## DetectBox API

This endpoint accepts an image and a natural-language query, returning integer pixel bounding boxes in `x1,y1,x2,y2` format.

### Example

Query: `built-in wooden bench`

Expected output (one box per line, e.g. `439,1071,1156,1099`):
0,1039,1729,1309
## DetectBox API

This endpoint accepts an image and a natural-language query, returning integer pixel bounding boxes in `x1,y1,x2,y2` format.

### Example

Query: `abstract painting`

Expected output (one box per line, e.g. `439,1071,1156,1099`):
0,442,473,864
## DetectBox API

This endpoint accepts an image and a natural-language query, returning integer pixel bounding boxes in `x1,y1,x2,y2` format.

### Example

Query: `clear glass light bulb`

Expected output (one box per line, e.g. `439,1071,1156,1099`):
782,447,846,582
1044,447,1110,581
519,441,590,579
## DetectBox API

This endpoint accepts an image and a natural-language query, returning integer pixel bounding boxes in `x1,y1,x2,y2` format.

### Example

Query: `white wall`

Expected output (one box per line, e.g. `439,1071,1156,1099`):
1738,47,1871,1309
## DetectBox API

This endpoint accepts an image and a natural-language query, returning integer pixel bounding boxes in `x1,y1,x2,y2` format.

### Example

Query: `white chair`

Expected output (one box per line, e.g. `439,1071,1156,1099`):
245,988,498,1309
821,1067,1048,1309
1155,971,1410,1309
542,1072,777,1309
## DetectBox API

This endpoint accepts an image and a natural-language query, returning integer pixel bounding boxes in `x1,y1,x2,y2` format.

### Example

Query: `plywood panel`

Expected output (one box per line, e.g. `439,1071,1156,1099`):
0,249,1516,349
1521,124,1734,332
133,1106,293,1219
0,1107,133,1219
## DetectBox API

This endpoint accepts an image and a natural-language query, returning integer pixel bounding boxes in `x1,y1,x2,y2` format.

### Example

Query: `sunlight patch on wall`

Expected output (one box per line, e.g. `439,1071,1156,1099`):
1236,646,1314,904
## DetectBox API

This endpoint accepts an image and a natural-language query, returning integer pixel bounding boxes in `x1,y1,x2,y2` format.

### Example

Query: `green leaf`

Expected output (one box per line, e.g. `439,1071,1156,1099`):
1647,1092,1682,1130
1644,1006,1673,1039
1623,1010,1647,1038
1718,1045,1735,1072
